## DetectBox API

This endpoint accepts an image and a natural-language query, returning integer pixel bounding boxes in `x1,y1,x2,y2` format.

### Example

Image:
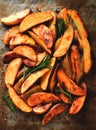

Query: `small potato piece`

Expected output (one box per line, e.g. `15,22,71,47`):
28,31,51,54
20,12,53,32
27,92,61,107
40,57,56,90
3,51,19,64
21,68,50,93
42,103,68,125
33,103,52,114
10,33,35,49
32,24,53,49
53,24,73,57
13,45,36,62
57,69,85,96
68,10,87,38
8,86,32,112
1,9,31,25
69,82,87,114
3,25,19,45
23,59,35,67
5,58,22,88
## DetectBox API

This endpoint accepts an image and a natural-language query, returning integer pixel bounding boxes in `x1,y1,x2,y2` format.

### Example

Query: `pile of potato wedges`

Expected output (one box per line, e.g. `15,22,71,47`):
1,8,92,125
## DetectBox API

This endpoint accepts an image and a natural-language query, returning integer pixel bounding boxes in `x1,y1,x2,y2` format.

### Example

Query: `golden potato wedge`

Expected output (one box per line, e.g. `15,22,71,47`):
8,86,32,112
57,83,72,104
20,11,53,32
70,45,84,83
58,8,69,25
13,45,36,62
9,33,35,49
42,103,68,125
69,82,87,114
82,36,92,74
14,77,24,94
16,67,27,80
27,92,61,107
53,24,73,57
68,10,87,38
3,51,19,64
21,85,42,101
33,103,52,115
48,11,56,40
54,37,62,50
32,24,53,49
36,52,47,65
5,58,22,88
3,25,19,45
61,53,73,79
40,57,56,90
28,31,51,54
57,69,85,96
1,9,31,25
49,64,59,92
21,68,50,93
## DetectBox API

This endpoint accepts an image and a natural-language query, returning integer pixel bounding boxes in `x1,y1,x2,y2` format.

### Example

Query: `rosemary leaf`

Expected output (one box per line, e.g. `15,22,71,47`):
2,94,16,113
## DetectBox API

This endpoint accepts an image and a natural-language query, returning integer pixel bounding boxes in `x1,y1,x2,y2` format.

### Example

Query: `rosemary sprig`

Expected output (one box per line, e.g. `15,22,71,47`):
55,18,66,39
23,55,52,79
2,94,16,112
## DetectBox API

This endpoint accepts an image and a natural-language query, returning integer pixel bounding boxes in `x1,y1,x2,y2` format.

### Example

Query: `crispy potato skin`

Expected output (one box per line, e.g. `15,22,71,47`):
13,45,36,62
5,58,22,88
42,103,68,125
57,69,85,96
69,82,87,114
20,12,53,32
8,86,32,112
27,92,61,107
1,9,31,25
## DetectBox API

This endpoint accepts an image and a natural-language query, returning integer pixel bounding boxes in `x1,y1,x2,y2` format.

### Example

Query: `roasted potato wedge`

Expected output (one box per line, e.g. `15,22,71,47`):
27,92,61,107
42,103,68,125
9,33,35,49
68,10,87,38
5,58,22,88
21,68,50,93
53,24,73,57
82,36,92,74
8,86,32,112
3,25,19,45
32,24,53,49
62,53,73,79
33,103,52,115
1,9,31,25
20,11,53,32
40,57,56,90
28,31,51,54
21,85,42,101
13,45,36,62
23,59,35,67
69,82,87,114
3,51,19,64
57,69,85,96
70,45,84,82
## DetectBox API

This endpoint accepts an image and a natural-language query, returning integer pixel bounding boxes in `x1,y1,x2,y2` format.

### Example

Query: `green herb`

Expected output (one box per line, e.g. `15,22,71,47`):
55,18,66,39
2,94,16,112
23,55,52,79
